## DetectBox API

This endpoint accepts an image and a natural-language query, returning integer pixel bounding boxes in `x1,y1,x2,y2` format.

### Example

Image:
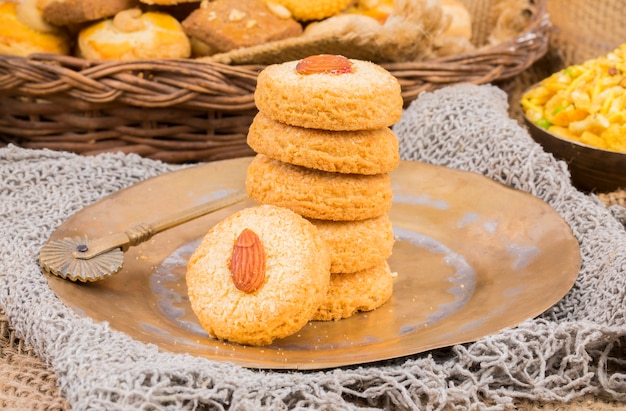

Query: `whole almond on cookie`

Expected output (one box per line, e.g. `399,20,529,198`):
229,228,266,293
296,54,353,75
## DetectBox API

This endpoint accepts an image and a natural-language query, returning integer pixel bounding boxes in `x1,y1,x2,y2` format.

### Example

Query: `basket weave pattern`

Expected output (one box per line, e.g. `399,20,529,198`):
0,0,550,163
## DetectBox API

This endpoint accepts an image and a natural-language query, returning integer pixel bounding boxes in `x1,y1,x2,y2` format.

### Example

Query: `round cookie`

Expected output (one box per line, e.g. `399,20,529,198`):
78,9,191,60
247,112,400,175
245,154,393,221
186,205,331,346
313,261,396,321
254,56,403,131
310,214,395,274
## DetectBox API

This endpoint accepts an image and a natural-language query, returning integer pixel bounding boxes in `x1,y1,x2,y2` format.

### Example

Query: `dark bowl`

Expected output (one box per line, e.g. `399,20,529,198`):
522,113,626,193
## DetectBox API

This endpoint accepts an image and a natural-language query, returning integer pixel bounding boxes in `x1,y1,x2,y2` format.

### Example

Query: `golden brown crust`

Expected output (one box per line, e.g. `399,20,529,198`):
254,58,403,131
0,2,70,56
245,154,393,221
181,0,302,54
186,205,330,346
42,0,139,26
77,10,191,60
247,112,399,175
312,261,395,321
140,0,199,5
310,214,394,274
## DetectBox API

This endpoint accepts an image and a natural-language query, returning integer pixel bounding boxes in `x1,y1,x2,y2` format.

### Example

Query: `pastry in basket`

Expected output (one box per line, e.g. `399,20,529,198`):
15,0,59,33
310,214,395,274
247,112,399,175
433,0,475,56
181,0,302,55
312,261,396,321
254,55,403,131
41,0,139,26
267,0,353,21
344,0,394,23
186,205,331,346
77,8,191,60
0,1,69,56
245,154,393,221
206,0,447,65
139,0,199,5
488,0,536,45
302,13,381,38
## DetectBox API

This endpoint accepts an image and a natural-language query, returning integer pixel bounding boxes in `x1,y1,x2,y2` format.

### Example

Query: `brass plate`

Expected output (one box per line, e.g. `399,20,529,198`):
45,158,580,370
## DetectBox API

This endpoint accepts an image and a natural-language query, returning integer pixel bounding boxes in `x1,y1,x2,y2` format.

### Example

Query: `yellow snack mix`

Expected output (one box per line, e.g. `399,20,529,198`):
521,44,626,153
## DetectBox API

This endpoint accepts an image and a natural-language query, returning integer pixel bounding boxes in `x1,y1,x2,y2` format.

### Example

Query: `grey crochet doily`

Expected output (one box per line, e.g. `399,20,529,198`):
0,84,624,410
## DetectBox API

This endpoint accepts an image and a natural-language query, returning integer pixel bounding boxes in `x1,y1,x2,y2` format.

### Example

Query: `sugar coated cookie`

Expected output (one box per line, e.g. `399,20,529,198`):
254,55,403,131
313,261,396,321
186,204,331,346
310,214,395,274
246,154,393,221
247,112,400,174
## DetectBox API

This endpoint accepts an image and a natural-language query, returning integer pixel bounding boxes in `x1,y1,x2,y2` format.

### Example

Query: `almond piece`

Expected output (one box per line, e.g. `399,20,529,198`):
296,54,353,75
229,228,266,293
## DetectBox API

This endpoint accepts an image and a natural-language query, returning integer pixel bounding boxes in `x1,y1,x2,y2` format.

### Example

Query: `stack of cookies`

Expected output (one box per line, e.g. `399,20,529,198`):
246,54,404,321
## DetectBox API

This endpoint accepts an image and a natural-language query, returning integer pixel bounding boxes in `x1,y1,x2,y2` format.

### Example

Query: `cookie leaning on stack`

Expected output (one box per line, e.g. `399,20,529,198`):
246,54,403,321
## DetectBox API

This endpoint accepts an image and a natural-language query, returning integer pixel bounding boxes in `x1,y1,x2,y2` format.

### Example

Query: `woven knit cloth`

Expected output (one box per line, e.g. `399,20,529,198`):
1,84,624,410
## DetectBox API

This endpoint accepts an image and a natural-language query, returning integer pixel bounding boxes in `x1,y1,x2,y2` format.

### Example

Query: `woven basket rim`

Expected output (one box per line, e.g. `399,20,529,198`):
0,0,551,104
0,0,551,164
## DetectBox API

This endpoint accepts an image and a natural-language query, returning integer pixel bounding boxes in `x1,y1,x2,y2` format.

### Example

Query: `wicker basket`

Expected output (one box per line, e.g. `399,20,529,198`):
0,0,550,164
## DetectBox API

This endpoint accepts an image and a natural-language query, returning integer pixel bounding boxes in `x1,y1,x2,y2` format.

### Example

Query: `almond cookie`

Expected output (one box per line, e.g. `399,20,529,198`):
313,261,396,321
186,204,330,346
310,214,395,274
254,55,403,131
246,154,393,221
247,112,399,175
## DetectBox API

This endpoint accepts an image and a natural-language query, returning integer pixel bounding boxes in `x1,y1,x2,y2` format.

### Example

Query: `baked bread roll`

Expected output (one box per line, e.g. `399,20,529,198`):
78,8,191,60
182,0,302,54
0,1,69,56
42,0,139,26
247,112,399,175
186,205,331,346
